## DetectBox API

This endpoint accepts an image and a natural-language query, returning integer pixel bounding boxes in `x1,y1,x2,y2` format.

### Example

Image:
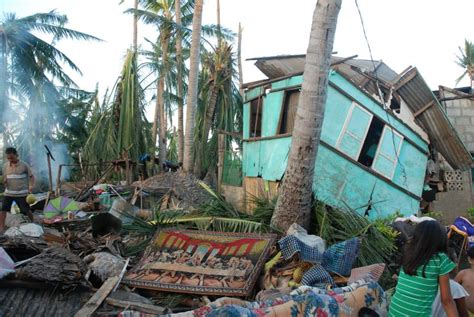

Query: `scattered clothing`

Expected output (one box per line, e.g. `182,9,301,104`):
279,234,360,287
348,264,386,284
168,280,387,317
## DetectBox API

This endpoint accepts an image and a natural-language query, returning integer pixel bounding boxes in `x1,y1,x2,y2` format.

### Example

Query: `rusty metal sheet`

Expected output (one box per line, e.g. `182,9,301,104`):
395,68,472,170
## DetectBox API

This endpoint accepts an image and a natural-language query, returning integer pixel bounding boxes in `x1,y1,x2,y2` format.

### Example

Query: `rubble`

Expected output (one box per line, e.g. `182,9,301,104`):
83,252,125,282
0,169,405,316
16,247,88,287
134,172,212,210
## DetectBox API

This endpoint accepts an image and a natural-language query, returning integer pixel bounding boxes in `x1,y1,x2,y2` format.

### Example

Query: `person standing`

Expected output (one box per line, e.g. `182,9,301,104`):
389,220,458,317
0,147,35,232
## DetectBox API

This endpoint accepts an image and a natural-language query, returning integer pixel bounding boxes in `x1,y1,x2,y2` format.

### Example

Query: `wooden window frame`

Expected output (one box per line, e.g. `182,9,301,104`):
336,102,374,160
372,126,404,180
249,96,263,138
277,88,301,135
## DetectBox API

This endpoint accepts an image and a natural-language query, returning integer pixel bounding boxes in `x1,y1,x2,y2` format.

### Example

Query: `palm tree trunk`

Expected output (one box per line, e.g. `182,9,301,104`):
270,0,342,231
157,39,169,171
175,0,184,164
194,83,219,177
217,0,221,45
183,0,204,173
0,33,8,158
133,0,138,52
237,23,244,97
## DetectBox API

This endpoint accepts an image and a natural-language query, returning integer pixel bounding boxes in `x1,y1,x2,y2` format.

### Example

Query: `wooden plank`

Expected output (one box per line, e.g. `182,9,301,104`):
74,276,119,317
393,67,417,91
244,177,279,214
413,100,435,118
105,298,166,315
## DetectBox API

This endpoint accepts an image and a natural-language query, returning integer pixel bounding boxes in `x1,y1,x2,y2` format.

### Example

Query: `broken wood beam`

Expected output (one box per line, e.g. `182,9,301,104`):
74,276,119,317
105,298,166,315
413,100,435,118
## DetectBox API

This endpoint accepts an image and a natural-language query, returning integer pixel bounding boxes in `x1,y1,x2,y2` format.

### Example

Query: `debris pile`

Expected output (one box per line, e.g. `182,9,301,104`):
134,172,211,210
0,171,419,316
16,247,88,287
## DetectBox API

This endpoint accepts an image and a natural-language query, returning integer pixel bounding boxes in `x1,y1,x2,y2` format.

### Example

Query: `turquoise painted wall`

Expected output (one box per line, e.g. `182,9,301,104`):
242,71,429,217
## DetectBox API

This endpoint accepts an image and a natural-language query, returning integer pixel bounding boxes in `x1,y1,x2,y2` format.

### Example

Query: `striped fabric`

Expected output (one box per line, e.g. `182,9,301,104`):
389,253,456,317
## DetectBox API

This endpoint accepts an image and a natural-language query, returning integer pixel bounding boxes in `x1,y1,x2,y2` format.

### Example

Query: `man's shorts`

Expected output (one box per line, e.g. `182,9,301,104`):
2,196,30,214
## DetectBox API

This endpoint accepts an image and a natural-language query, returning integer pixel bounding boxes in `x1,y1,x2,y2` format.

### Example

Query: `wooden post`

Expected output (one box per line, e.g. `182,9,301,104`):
124,151,131,185
47,154,53,194
238,22,244,97
55,165,62,196
74,276,119,317
217,133,225,193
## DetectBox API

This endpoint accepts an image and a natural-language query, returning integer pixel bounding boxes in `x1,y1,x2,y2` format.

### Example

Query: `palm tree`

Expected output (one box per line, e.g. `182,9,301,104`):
175,0,185,164
456,39,474,90
0,11,100,158
83,50,150,179
237,22,244,97
183,0,204,173
131,0,195,171
270,0,343,231
193,41,234,177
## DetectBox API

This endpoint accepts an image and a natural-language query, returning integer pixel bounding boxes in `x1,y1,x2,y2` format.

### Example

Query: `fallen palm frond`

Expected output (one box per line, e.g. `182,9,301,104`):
313,202,398,269
121,206,272,254
198,181,241,217
247,194,277,225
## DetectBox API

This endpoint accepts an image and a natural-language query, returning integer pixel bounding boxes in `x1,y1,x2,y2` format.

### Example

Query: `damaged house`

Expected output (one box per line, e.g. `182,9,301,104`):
221,55,472,219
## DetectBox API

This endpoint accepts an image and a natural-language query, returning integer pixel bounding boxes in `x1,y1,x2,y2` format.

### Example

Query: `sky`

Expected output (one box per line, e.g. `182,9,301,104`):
2,0,474,117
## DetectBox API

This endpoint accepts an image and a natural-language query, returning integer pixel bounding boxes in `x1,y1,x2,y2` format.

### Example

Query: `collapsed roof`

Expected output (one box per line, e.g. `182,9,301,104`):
244,54,472,170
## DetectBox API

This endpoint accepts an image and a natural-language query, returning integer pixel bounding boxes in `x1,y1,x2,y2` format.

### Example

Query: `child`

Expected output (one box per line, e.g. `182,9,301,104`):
389,220,458,317
455,246,474,313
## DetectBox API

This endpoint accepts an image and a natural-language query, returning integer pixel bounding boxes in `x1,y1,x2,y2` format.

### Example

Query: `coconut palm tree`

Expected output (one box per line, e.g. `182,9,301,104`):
130,0,195,171
175,0,185,164
183,0,204,173
193,41,235,177
0,11,100,117
456,39,474,90
270,0,343,231
0,11,100,163
82,50,150,178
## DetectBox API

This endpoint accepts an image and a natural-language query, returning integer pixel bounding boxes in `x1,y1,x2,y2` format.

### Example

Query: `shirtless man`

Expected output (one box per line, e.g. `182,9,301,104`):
456,246,474,313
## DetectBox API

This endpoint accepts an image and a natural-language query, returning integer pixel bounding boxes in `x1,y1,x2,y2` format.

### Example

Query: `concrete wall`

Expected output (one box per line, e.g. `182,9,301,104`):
242,71,429,218
432,170,472,224
443,89,474,152
439,87,474,222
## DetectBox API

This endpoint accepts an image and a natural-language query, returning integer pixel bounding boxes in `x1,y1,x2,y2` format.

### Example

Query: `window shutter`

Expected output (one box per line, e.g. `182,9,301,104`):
336,103,373,159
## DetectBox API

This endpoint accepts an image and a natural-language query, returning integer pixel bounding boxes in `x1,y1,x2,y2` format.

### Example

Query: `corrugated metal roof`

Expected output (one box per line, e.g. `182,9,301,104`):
395,67,472,170
247,54,398,83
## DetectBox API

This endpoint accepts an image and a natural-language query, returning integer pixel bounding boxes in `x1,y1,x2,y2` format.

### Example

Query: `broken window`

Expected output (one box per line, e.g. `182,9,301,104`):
358,117,385,167
372,126,403,179
278,89,300,134
337,102,405,180
336,103,373,160
390,94,401,114
249,97,263,138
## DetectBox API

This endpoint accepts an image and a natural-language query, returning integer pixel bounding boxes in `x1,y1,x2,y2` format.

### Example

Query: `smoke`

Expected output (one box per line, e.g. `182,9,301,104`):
27,141,70,191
